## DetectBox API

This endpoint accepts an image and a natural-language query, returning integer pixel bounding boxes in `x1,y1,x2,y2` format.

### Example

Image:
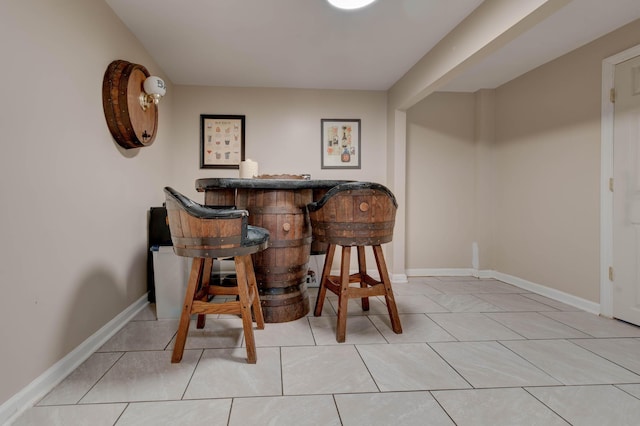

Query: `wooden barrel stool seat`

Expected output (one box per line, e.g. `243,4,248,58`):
307,182,402,342
164,187,269,363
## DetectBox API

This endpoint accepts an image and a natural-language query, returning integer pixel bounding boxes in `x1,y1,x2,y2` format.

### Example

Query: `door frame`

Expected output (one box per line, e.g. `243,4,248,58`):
600,44,640,318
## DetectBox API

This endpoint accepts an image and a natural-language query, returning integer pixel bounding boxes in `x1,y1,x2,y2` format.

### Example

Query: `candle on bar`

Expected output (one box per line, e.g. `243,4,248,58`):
239,159,259,178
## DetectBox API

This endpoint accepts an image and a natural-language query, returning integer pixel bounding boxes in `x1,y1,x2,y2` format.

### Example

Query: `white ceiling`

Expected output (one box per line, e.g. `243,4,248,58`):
106,0,640,93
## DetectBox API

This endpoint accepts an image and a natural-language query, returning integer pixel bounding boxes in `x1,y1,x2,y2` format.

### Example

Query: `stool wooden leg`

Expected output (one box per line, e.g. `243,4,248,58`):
357,246,370,311
314,243,335,316
244,254,264,330
336,246,351,343
172,258,203,363
235,255,258,364
372,245,402,334
196,258,213,329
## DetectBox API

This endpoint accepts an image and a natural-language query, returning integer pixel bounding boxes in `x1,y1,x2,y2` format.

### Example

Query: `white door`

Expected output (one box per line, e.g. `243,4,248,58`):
613,54,640,326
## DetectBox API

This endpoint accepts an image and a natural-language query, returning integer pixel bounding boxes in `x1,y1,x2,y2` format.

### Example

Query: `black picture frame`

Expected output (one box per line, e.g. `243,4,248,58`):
200,114,245,169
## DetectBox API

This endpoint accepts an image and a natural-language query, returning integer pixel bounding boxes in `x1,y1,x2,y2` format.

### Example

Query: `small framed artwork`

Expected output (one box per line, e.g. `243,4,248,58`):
321,118,361,169
200,114,245,169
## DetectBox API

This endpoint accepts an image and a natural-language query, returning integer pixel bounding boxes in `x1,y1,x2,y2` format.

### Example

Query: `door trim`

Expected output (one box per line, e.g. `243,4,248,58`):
600,44,640,318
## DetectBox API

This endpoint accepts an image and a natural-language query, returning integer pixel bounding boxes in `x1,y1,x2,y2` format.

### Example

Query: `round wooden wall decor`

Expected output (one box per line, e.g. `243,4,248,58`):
102,59,158,149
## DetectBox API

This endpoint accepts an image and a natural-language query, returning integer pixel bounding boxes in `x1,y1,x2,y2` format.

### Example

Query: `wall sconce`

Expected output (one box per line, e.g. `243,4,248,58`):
102,59,165,149
140,76,166,111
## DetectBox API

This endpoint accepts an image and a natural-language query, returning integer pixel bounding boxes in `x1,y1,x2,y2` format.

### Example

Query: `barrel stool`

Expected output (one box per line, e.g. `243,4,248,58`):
307,182,402,342
164,187,269,363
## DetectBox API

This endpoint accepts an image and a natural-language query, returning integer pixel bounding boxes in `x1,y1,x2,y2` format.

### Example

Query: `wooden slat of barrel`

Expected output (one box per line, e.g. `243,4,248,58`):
236,187,312,322
310,188,329,254
204,188,236,207
166,197,244,257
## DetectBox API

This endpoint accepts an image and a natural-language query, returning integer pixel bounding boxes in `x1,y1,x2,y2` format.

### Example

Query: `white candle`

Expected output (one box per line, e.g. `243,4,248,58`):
239,159,259,178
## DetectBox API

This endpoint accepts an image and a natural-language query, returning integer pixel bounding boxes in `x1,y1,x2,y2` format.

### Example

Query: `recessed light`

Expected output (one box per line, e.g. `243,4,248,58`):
327,0,377,10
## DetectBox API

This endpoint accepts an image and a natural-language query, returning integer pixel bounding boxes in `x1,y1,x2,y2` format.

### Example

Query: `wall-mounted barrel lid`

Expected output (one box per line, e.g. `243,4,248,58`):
102,59,158,149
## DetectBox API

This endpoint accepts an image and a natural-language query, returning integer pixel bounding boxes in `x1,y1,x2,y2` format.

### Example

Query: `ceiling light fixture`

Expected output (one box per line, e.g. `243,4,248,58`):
327,0,377,10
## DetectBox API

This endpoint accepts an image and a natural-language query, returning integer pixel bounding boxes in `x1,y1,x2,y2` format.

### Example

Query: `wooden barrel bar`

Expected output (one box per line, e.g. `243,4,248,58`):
204,188,236,208
196,178,352,323
236,187,312,322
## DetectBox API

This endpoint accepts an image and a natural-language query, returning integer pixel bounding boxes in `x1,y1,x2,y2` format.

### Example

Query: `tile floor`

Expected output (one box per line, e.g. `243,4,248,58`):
12,277,640,426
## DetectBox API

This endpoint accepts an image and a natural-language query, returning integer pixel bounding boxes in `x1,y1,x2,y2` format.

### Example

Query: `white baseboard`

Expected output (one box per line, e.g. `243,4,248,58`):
406,268,600,314
0,294,149,426
491,271,600,314
391,273,408,284
406,268,477,277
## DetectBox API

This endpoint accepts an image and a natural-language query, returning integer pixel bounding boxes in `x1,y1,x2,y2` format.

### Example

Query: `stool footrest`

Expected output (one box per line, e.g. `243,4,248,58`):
314,243,402,342
325,275,387,298
171,254,265,364
191,300,242,315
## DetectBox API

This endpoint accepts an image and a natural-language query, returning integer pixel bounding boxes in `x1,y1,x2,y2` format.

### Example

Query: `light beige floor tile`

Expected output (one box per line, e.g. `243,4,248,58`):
617,384,640,399
282,345,378,395
184,347,281,399
407,276,438,283
39,352,123,405
335,391,454,426
369,314,455,343
428,294,503,312
418,276,447,284
427,279,520,294
527,385,640,426
133,303,158,321
19,278,640,425
12,404,126,426
356,343,470,391
308,295,336,316
229,395,340,426
309,315,386,345
428,313,525,341
392,280,444,296
98,319,178,352
469,280,523,293
167,318,245,349
434,276,481,282
541,311,640,337
571,338,640,374
252,317,315,347
502,340,640,384
475,293,558,312
520,293,582,311
327,296,389,316
80,350,200,403
486,312,590,339
430,342,560,388
422,281,485,294
392,295,449,313
116,399,231,426
433,388,569,426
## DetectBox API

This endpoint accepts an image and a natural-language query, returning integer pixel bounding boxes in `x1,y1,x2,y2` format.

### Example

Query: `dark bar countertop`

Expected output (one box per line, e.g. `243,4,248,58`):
196,178,351,191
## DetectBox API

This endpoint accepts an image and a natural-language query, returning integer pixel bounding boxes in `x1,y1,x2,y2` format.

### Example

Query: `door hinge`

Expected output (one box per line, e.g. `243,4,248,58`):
609,266,614,281
609,177,614,192
610,88,616,103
